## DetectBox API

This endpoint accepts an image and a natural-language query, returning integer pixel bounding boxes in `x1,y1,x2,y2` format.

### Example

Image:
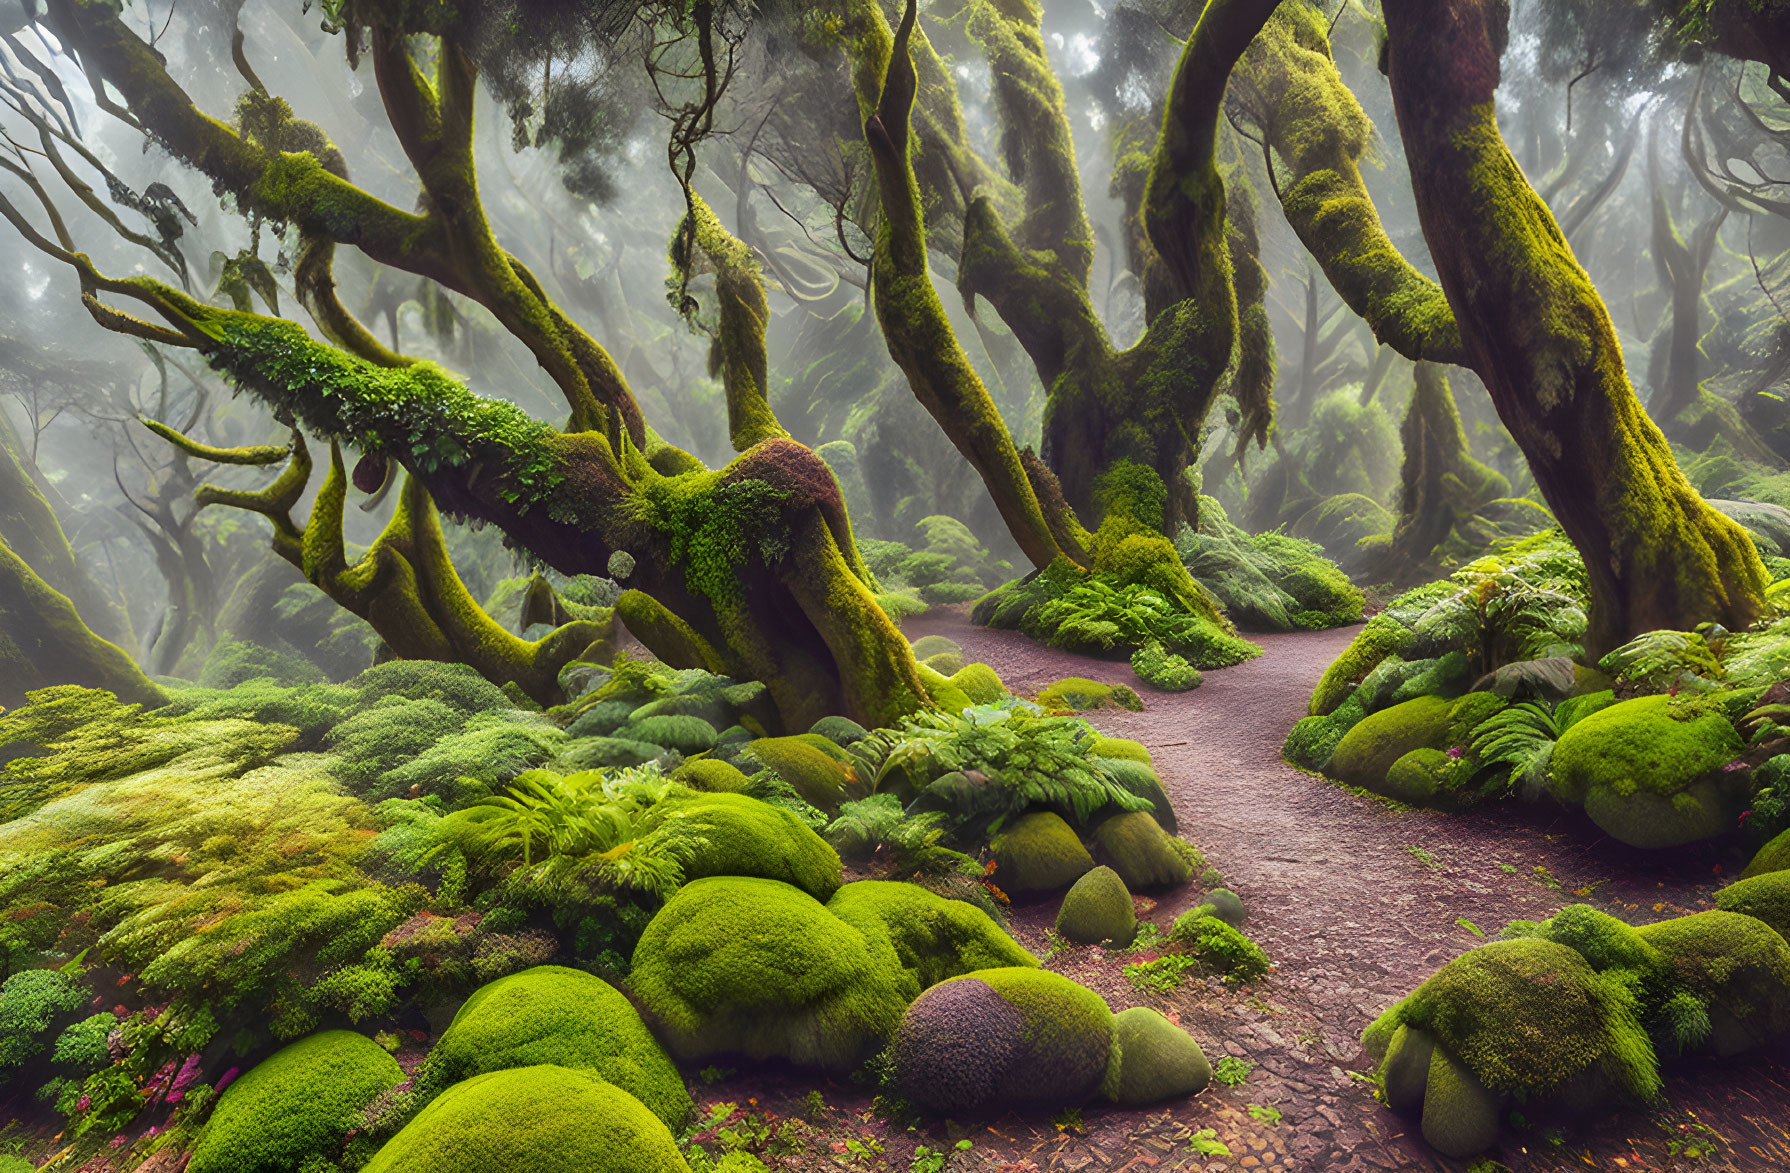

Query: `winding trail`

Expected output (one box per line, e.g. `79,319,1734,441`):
899,615,1790,1173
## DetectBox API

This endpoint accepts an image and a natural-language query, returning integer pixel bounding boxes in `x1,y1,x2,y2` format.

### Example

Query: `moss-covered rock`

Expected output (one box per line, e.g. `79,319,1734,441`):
1549,695,1745,848
1309,612,1410,717
826,881,1035,993
950,662,1007,705
1201,888,1246,927
744,736,860,812
1056,866,1137,945
1380,1024,1435,1113
890,968,1114,1113
664,790,842,899
190,1030,403,1173
1330,692,1503,791
415,966,689,1125
1716,872,1790,941
670,758,751,793
1103,1006,1209,1104
1089,736,1153,765
1636,911,1790,1054
1743,828,1790,879
1420,1045,1502,1159
1037,677,1144,712
808,716,869,746
1282,693,1368,773
1362,939,1658,1104
561,736,664,770
1380,747,1472,809
1167,910,1270,979
1092,757,1177,834
617,714,719,755
363,1066,688,1172
629,877,906,1069
911,635,962,661
990,811,1095,893
1093,811,1192,889
915,662,973,713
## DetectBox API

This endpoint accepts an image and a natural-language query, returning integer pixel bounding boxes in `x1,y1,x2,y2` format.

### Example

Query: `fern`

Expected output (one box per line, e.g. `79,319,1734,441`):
857,705,1151,827
433,766,707,902
1469,702,1559,800
824,795,977,875
1598,629,1725,695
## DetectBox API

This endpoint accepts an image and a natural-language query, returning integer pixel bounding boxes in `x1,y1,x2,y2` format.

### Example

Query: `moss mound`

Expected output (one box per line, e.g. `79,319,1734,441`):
671,758,751,793
616,714,719,754
363,1066,688,1173
1091,756,1177,834
1093,811,1192,889
744,736,860,812
891,968,1114,1112
1716,872,1790,942
190,1030,403,1173
664,790,842,900
808,715,869,746
1056,866,1137,945
1167,910,1270,979
1636,911,1790,1053
1037,677,1144,712
1743,828,1790,879
1363,939,1657,1102
1550,695,1745,848
628,876,906,1069
416,967,690,1126
1421,1046,1502,1159
911,635,963,661
826,881,1035,993
1327,695,1473,789
990,810,1094,893
950,662,1007,705
1089,736,1153,765
1104,1006,1210,1104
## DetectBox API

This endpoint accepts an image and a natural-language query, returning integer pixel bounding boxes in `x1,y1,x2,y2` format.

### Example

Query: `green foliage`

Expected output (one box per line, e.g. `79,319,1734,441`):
1122,953,1199,994
1167,912,1271,980
667,789,843,899
0,969,86,1082
435,767,707,908
1035,677,1144,712
859,705,1151,828
826,881,1035,993
1599,629,1726,695
824,796,975,877
1023,577,1258,668
1173,497,1364,632
1131,643,1201,691
629,471,794,606
189,1030,403,1173
1212,1055,1255,1087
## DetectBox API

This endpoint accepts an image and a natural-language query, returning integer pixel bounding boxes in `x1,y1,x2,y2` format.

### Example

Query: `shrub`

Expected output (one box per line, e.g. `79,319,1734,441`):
363,1066,688,1173
1167,912,1270,979
416,966,690,1126
189,1030,403,1173
1131,643,1201,691
0,969,86,1083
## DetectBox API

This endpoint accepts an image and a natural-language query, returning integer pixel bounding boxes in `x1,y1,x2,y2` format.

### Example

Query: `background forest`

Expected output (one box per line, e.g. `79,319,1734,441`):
5,0,1790,1171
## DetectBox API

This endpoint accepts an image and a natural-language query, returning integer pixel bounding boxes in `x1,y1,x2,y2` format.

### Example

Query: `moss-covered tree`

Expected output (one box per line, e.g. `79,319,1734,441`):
1379,0,1767,654
15,0,933,728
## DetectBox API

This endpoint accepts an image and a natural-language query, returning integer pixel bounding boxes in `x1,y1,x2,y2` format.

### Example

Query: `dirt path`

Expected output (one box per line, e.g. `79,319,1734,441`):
893,614,1790,1173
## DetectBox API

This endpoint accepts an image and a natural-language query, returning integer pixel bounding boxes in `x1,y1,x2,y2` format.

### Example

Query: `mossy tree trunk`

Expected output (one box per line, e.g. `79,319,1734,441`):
31,0,932,729
1644,129,1735,441
1374,363,1509,572
1380,0,1767,655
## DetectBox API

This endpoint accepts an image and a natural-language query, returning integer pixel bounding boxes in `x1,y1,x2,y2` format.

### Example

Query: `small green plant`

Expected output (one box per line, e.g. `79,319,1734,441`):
1405,845,1439,870
1185,1128,1232,1157
1455,917,1485,937
1247,1103,1282,1125
1052,1107,1084,1134
1122,953,1199,995
1498,862,1518,873
908,1140,973,1172
1212,1056,1255,1087
802,1089,826,1120
697,1065,736,1085
1532,865,1563,891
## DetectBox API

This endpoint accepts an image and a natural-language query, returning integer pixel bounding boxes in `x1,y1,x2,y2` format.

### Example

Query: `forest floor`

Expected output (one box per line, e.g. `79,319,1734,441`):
693,614,1790,1173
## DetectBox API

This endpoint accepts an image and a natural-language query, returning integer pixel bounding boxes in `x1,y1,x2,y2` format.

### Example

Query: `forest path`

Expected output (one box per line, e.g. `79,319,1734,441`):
894,613,1790,1173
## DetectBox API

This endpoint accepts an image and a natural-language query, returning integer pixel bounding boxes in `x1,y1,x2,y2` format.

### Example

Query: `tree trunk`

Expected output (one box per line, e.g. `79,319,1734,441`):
0,537,167,711
1375,363,1509,572
1381,0,1766,656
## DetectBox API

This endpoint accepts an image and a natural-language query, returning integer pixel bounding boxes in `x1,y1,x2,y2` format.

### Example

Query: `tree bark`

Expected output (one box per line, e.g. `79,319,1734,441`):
1381,0,1766,655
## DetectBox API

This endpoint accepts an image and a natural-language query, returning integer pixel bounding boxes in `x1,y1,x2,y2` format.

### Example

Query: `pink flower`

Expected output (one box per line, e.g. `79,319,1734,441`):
214,1066,240,1095
165,1054,203,1103
75,1094,91,1112
1446,746,1465,760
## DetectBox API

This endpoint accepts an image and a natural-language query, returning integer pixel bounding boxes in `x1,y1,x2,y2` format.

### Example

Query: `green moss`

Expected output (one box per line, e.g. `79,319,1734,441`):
1364,939,1658,1101
1380,1025,1435,1112
952,967,1114,1103
1282,692,1367,772
1093,811,1192,889
1326,695,1458,789
191,1030,403,1173
670,758,751,793
625,469,794,608
1310,613,1411,716
826,880,1035,993
743,737,860,812
1743,828,1790,879
1056,865,1137,945
1420,1046,1502,1159
949,662,1007,704
1089,736,1153,765
989,811,1095,893
416,966,689,1126
628,876,906,1069
1380,747,1473,810
1104,1006,1210,1104
617,715,719,755
1167,911,1271,979
1130,642,1201,691
363,1065,689,1173
1635,911,1790,1052
1037,677,1144,712
0,969,85,1081
1716,872,1790,941
663,790,843,900
910,635,963,661
1549,694,1745,848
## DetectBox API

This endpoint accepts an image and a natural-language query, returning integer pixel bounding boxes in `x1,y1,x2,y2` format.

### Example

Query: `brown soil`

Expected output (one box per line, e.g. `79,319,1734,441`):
799,612,1790,1173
